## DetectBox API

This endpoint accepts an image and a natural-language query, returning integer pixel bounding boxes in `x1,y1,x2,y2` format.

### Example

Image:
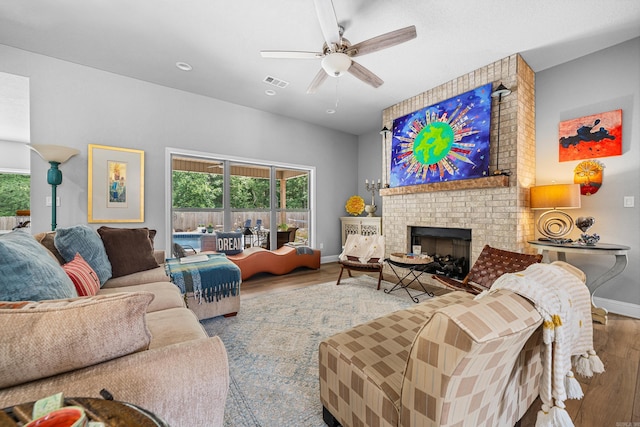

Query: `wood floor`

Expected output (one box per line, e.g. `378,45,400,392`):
240,262,640,426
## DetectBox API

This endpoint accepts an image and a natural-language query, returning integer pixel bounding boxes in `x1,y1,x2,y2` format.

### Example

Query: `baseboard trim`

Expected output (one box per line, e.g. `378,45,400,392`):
593,297,640,319
321,255,339,264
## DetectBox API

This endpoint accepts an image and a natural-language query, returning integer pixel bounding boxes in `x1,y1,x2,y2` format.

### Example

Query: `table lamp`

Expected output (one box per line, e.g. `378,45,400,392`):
530,183,581,242
29,144,80,231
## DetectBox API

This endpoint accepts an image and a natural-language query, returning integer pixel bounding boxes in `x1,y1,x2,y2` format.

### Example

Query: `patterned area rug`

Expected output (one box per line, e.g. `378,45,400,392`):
201,275,429,427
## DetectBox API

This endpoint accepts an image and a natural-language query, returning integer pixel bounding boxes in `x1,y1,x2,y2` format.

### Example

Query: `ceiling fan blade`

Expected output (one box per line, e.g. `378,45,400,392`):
260,50,323,59
348,61,383,88
345,25,417,57
306,69,328,94
313,0,341,50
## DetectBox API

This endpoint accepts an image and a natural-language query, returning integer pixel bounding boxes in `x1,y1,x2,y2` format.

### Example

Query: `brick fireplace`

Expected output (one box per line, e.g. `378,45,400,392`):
411,226,471,279
380,54,537,274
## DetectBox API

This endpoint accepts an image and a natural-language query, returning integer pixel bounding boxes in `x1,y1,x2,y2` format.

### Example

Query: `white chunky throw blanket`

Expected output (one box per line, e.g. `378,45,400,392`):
476,262,604,427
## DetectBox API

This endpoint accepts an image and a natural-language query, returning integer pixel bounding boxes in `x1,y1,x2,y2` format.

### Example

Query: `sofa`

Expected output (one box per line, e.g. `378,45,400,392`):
319,262,588,427
0,227,229,427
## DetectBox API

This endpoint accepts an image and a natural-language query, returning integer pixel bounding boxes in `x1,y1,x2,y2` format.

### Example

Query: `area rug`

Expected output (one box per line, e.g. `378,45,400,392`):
201,275,429,427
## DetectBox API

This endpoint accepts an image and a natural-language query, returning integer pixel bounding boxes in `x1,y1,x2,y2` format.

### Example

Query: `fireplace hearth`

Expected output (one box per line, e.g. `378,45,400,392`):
410,226,471,279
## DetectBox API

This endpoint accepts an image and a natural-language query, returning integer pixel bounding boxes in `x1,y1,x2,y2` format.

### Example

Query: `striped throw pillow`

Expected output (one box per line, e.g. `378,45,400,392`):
62,253,100,296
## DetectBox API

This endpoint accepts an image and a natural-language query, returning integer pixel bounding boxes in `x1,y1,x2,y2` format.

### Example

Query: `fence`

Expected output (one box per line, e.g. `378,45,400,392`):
0,216,30,231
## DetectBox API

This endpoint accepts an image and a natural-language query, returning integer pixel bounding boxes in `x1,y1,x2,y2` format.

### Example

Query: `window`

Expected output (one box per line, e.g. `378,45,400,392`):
0,172,30,231
0,72,31,231
169,152,313,252
275,167,309,244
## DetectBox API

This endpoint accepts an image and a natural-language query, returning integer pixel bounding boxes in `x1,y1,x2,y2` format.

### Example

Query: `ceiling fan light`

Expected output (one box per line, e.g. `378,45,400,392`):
321,53,351,77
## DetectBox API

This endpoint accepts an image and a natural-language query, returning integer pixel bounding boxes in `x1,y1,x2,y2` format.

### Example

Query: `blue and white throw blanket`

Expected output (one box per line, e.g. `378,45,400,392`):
165,253,241,303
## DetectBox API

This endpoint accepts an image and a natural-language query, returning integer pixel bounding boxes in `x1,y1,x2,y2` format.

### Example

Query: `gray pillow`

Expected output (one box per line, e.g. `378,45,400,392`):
55,225,112,286
0,230,77,301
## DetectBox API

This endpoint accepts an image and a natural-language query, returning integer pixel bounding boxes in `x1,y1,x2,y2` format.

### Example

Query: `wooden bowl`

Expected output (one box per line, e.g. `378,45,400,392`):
390,252,433,265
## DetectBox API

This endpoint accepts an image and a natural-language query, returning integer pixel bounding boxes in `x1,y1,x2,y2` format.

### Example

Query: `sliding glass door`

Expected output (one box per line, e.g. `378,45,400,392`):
170,152,312,254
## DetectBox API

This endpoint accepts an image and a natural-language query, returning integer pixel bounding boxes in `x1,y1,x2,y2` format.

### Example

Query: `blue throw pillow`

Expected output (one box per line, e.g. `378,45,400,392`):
215,232,243,255
54,225,112,286
0,230,78,301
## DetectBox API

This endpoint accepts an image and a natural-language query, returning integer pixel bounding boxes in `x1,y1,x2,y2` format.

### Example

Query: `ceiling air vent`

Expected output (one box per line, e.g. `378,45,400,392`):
263,75,289,88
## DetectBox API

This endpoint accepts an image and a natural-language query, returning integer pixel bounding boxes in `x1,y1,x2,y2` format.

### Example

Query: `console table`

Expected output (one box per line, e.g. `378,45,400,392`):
340,216,382,246
528,240,630,325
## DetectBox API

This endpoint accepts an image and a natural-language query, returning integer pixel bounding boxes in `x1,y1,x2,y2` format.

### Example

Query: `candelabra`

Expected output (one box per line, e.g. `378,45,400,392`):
364,179,381,217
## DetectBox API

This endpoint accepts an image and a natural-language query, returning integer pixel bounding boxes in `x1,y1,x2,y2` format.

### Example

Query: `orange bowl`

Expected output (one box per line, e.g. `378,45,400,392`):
25,407,86,427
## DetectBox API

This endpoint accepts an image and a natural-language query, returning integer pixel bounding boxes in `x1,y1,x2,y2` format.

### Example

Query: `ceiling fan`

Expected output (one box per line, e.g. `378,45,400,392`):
260,0,417,94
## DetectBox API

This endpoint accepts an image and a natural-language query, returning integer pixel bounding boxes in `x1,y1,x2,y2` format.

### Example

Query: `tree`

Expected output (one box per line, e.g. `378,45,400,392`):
281,174,308,209
172,170,308,210
0,173,30,216
172,171,222,208
230,176,270,209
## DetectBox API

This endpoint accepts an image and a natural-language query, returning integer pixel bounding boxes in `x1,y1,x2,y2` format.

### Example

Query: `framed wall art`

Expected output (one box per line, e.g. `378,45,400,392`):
390,83,492,188
88,144,144,223
558,109,622,162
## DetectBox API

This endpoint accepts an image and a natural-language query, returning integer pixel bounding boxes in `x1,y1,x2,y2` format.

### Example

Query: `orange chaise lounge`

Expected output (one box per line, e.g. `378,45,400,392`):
226,245,321,280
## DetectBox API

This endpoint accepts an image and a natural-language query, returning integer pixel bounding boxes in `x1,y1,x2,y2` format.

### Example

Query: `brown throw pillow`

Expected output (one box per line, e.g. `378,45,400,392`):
97,227,160,278
33,231,66,265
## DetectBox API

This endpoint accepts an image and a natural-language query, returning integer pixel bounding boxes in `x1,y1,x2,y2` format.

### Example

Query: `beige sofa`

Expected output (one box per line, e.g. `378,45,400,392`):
0,230,229,427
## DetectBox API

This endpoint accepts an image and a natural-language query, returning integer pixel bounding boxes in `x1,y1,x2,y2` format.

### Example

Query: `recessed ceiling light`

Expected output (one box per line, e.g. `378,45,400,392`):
265,89,276,96
176,62,193,71
326,109,336,114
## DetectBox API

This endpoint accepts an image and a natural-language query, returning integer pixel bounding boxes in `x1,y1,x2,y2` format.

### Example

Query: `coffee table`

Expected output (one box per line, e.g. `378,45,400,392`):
384,257,435,303
1,397,168,426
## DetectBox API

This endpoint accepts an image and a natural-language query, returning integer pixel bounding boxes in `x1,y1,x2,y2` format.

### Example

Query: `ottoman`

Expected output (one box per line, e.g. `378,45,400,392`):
165,253,241,319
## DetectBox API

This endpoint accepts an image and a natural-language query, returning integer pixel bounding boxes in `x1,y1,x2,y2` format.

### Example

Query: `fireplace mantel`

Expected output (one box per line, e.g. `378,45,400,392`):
379,175,509,197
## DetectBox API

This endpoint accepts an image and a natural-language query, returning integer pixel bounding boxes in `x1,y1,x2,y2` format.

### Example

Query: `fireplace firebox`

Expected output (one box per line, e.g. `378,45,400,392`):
409,226,471,279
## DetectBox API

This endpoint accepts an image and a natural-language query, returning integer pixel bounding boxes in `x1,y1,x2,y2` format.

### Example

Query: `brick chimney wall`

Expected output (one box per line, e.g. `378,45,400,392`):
380,54,537,265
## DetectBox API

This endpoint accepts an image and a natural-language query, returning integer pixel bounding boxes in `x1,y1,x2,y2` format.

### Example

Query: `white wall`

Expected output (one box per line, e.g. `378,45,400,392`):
357,129,384,214
536,37,639,311
0,44,360,258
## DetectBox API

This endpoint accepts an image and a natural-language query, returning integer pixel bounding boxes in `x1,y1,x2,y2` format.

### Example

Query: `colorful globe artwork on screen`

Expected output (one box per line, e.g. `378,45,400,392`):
390,83,492,187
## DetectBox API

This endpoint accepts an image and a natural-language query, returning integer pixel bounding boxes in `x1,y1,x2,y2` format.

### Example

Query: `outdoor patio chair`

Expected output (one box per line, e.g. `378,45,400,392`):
277,227,298,248
432,244,542,295
173,242,197,258
336,234,385,290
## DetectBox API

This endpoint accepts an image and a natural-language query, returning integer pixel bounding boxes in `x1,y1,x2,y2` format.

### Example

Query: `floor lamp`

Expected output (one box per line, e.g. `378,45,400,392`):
29,144,80,231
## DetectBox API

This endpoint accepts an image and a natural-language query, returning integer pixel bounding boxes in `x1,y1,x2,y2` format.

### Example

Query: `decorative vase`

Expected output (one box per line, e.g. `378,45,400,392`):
576,217,598,245
364,204,377,217
575,216,595,232
579,233,600,246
